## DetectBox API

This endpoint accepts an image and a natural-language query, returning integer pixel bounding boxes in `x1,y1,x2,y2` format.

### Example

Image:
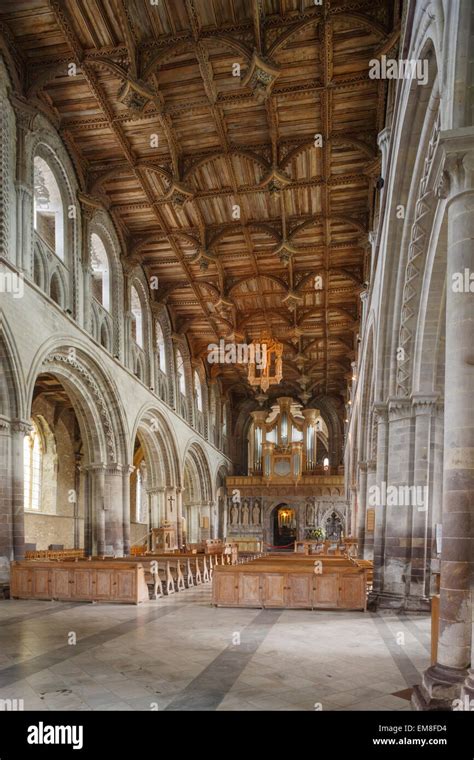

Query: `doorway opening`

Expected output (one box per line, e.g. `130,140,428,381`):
272,504,296,551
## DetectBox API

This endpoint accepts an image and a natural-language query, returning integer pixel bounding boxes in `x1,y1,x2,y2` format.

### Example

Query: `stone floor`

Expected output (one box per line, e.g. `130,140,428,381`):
0,586,431,711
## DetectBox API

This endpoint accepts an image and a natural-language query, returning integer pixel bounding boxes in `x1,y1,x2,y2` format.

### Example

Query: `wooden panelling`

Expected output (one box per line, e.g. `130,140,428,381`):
10,561,149,604
213,561,367,610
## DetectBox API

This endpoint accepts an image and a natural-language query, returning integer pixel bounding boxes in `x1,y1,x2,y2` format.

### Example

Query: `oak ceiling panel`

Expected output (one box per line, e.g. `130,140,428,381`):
45,76,101,119
207,46,250,97
330,143,370,175
285,145,323,181
126,0,188,39
64,0,123,49
272,22,321,84
2,4,67,61
0,0,397,406
156,52,208,102
277,94,320,140
332,19,383,79
195,0,245,27
144,168,172,198
172,110,222,152
221,102,269,146
332,82,379,132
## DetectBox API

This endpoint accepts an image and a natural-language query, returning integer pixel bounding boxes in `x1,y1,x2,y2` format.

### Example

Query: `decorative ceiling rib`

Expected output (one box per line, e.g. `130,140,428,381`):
0,0,399,405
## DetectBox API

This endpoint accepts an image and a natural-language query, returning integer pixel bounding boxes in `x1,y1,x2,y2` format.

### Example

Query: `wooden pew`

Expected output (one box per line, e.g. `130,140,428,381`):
10,560,149,604
212,559,367,611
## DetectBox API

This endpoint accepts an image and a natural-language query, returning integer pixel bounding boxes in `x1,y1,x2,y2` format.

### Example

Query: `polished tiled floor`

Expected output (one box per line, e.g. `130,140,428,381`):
0,586,431,711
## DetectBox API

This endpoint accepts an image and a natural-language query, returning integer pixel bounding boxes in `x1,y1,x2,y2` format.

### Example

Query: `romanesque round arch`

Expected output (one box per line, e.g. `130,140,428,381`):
131,404,180,489
26,339,129,466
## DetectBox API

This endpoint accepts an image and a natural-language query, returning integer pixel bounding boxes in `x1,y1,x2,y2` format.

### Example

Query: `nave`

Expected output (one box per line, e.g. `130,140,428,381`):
0,587,428,712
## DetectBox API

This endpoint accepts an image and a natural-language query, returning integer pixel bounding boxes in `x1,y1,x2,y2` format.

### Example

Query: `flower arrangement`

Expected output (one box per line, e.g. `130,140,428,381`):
305,527,325,541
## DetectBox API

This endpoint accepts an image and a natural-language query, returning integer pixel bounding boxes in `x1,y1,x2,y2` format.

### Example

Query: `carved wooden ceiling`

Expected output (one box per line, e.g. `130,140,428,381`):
0,0,400,408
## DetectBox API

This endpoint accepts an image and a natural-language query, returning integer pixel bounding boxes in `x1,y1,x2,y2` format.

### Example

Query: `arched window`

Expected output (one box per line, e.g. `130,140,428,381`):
194,370,202,412
33,156,64,259
131,286,143,348
156,322,166,373
176,350,186,395
100,321,110,351
323,456,329,470
90,233,110,310
24,423,42,511
222,402,227,436
50,271,63,307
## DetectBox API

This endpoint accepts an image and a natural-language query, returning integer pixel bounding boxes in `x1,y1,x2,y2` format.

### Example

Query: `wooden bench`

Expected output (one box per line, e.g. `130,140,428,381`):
10,560,149,604
212,559,367,611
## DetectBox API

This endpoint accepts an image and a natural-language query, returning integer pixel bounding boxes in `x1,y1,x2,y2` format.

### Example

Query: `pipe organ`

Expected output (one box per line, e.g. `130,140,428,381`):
248,398,323,483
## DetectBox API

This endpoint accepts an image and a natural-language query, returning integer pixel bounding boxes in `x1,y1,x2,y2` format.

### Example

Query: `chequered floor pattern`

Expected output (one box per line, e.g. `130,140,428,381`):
0,586,431,711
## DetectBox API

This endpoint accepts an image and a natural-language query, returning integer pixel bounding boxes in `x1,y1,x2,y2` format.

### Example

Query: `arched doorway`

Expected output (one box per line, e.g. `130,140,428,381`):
272,503,296,551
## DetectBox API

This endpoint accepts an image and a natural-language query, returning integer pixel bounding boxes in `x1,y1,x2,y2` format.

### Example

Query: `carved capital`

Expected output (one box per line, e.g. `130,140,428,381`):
438,128,474,199
0,416,11,432
372,402,388,424
388,397,412,422
11,419,32,435
9,94,38,131
78,192,105,221
412,393,438,416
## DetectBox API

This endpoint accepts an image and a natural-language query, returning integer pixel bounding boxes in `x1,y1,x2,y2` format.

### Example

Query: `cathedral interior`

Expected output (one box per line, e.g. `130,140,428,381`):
0,0,472,726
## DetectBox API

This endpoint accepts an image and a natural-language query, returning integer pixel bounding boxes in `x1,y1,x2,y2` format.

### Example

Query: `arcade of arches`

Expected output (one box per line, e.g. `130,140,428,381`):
0,0,472,714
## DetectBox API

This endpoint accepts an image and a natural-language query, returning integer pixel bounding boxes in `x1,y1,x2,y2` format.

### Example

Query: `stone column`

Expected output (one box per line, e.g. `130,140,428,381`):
156,486,166,525
413,134,474,710
73,453,82,549
359,291,369,336
0,418,27,580
349,485,357,537
371,403,389,597
103,464,125,555
10,96,36,274
176,486,184,549
86,465,106,556
122,465,133,556
380,398,413,607
410,395,438,603
10,421,28,561
357,462,368,555
147,487,160,531
200,502,211,541
364,460,376,559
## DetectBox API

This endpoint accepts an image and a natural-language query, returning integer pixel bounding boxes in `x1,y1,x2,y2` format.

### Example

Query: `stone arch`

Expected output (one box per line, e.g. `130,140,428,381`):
183,440,213,542
375,39,440,399
0,318,24,421
88,210,124,359
27,341,128,466
33,242,47,290
49,268,66,308
128,269,152,384
412,204,447,395
153,306,174,408
131,405,180,490
310,395,343,467
182,440,212,502
0,56,16,266
192,359,209,439
27,118,82,320
173,337,194,423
